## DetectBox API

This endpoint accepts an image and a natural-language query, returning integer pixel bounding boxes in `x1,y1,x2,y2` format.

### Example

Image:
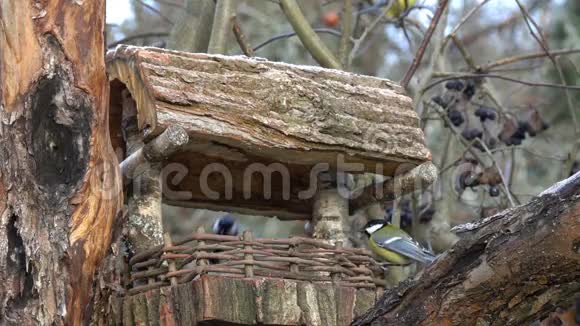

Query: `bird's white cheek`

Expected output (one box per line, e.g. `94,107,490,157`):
365,224,383,234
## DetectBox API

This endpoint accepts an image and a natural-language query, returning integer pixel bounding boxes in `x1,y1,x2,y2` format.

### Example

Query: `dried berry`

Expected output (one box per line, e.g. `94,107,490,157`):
473,142,485,152
445,80,464,91
432,95,447,108
489,186,500,197
459,171,480,189
487,138,497,150
462,128,483,141
419,206,436,224
571,160,579,177
475,106,496,122
542,121,550,130
463,82,476,99
447,109,464,126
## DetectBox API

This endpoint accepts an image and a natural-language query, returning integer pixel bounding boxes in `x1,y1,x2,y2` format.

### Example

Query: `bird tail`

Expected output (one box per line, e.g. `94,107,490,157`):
420,251,438,265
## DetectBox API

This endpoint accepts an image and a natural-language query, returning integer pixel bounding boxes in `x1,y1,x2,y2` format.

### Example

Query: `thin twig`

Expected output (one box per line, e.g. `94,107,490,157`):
429,102,517,206
253,28,343,53
460,0,546,47
108,32,169,48
441,0,490,50
338,0,353,69
348,10,388,67
424,73,580,92
167,0,215,52
481,48,580,71
401,0,449,90
231,15,253,57
514,0,579,179
279,0,342,69
136,0,174,25
475,138,518,206
153,0,185,9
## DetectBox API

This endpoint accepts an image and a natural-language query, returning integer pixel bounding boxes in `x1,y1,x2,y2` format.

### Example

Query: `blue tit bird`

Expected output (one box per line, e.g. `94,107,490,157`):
210,215,240,264
212,214,239,236
362,219,435,265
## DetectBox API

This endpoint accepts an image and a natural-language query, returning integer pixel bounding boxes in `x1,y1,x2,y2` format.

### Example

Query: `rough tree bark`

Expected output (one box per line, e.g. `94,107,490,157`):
0,1,122,325
353,172,580,326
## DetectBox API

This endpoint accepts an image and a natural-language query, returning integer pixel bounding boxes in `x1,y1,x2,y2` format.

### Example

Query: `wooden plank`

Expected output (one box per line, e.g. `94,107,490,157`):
122,275,379,325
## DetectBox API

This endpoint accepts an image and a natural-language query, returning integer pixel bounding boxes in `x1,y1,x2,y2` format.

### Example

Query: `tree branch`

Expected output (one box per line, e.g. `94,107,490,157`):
338,0,353,68
400,0,449,89
353,172,580,325
279,0,342,69
208,0,236,54
253,28,343,53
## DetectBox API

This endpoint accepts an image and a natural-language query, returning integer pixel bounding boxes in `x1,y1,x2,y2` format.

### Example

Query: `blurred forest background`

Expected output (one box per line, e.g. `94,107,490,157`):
105,0,579,249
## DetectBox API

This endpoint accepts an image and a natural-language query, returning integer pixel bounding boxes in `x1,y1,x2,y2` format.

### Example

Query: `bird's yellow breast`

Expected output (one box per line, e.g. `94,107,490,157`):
368,237,409,265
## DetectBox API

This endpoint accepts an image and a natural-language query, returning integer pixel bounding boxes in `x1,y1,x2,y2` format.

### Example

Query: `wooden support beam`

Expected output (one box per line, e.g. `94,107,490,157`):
120,92,188,253
311,172,350,246
350,162,438,213
120,124,189,182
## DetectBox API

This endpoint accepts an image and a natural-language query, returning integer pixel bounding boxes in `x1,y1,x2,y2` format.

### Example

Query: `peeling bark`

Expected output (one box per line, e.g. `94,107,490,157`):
0,1,122,325
353,172,580,326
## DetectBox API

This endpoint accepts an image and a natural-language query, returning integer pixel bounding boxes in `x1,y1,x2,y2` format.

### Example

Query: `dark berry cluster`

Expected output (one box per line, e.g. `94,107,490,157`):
444,79,476,100
500,115,549,146
456,163,502,197
384,201,435,230
447,109,464,126
475,106,496,122
433,79,549,152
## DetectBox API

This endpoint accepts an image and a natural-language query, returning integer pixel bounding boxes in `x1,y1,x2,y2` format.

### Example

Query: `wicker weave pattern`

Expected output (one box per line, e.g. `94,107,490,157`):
127,230,387,295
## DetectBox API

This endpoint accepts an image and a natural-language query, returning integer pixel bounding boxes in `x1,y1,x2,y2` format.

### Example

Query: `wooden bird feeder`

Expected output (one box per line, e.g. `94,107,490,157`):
107,45,432,220
106,45,435,325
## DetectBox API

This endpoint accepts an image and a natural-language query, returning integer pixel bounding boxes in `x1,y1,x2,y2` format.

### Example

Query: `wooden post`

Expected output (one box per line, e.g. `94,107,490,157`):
164,233,178,286
243,230,254,278
289,243,299,274
121,91,188,254
331,241,343,283
311,172,350,246
122,91,164,254
196,226,209,268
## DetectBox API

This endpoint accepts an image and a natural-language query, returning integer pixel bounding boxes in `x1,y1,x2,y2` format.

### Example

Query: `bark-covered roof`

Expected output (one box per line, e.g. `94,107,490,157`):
106,46,432,218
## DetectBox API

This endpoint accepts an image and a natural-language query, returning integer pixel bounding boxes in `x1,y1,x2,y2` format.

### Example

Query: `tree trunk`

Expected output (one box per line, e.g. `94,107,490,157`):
353,172,580,326
0,1,122,325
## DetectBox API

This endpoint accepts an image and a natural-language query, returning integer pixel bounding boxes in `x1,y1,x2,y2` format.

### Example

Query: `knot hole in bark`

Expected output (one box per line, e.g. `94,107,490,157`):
29,71,91,191
5,214,34,309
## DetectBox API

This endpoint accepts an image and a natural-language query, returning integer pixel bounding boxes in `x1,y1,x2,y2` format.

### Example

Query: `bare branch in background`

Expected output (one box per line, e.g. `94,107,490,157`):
400,0,449,90
208,0,237,54
168,0,216,52
253,28,343,53
338,0,353,69
153,0,185,9
279,0,342,69
424,73,580,92
514,0,580,180
480,48,580,71
136,0,174,25
108,32,170,49
460,0,546,47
